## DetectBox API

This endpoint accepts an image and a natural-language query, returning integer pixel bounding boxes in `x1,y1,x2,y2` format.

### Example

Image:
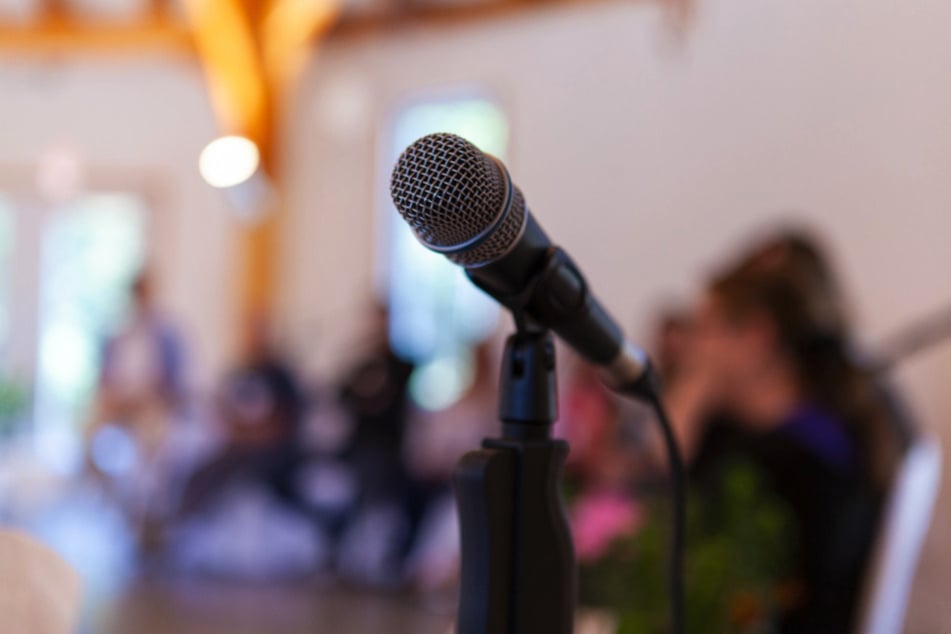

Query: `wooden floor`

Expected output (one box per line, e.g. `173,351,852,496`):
0,470,455,634
92,581,454,634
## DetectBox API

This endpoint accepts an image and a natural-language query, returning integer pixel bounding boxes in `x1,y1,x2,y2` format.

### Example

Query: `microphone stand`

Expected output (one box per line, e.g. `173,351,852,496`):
454,319,576,634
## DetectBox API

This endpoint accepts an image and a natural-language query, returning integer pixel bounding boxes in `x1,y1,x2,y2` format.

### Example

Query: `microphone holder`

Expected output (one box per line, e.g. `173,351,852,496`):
454,320,576,634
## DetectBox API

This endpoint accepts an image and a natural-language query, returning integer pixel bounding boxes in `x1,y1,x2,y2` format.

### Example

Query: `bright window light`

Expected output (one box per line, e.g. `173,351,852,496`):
199,136,260,188
0,201,13,350
34,193,146,453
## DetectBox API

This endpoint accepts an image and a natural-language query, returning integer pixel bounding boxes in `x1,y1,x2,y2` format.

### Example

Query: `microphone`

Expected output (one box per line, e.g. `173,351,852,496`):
389,132,656,398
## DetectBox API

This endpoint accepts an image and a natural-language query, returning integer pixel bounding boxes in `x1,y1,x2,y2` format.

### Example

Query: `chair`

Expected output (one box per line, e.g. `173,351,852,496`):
857,432,942,634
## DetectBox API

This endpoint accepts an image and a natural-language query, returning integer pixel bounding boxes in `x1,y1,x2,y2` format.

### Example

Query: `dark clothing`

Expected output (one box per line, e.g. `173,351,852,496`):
225,358,305,442
693,407,882,633
340,351,414,450
180,356,307,517
336,348,416,573
339,350,414,501
179,443,303,517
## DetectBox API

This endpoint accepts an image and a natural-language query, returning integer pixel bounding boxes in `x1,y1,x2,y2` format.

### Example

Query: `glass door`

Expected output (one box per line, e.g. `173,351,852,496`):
0,191,148,473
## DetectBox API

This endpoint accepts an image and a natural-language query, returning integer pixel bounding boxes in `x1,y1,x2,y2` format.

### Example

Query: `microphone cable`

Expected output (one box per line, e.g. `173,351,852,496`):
646,389,686,634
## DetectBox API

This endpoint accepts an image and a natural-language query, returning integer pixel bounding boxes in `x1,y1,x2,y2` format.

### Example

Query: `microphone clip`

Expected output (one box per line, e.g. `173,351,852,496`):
466,246,589,335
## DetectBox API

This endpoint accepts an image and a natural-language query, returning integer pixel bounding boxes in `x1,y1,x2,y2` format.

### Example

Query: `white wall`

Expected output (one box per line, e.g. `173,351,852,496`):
283,0,951,628
0,56,236,390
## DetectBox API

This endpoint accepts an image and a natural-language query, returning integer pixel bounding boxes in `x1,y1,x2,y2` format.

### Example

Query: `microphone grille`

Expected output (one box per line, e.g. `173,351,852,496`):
390,133,525,266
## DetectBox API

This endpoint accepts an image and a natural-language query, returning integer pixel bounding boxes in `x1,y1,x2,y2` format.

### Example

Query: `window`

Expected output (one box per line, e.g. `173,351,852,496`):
0,198,14,354
0,199,24,438
383,95,509,410
34,194,147,442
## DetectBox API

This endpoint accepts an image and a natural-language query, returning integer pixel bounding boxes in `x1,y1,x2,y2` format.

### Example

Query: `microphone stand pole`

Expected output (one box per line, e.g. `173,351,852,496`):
454,320,576,634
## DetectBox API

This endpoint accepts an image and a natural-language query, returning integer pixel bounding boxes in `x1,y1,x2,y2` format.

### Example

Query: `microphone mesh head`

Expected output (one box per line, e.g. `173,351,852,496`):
390,133,526,267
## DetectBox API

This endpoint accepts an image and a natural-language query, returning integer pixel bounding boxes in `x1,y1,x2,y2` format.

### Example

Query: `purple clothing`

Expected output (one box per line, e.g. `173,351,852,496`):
100,313,186,401
779,404,856,471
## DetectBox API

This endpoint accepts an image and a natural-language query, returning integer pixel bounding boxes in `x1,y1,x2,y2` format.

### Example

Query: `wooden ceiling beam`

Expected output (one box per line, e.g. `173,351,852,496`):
0,0,634,55
39,0,70,24
0,20,193,54
328,0,618,39
148,0,173,22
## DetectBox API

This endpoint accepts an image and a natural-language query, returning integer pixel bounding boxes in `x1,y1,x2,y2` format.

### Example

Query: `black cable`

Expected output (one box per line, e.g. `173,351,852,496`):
648,390,686,634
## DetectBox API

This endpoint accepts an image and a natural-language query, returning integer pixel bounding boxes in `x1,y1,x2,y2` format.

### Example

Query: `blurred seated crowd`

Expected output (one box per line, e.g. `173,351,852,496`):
61,228,916,632
81,278,496,595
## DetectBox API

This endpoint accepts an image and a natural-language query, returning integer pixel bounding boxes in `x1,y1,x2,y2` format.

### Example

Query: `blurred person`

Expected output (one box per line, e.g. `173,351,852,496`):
666,230,905,632
86,271,186,467
652,308,693,385
84,271,187,530
402,341,497,588
557,358,643,564
557,359,621,486
335,303,414,580
177,315,308,522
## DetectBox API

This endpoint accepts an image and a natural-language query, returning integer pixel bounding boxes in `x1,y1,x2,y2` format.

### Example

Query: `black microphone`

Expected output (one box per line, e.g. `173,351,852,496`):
389,132,656,398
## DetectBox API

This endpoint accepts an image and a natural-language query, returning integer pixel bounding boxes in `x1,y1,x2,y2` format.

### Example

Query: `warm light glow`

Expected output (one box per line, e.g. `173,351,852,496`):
199,136,260,188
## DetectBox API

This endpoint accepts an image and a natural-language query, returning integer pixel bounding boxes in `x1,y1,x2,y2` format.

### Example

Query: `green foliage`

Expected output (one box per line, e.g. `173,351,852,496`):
0,376,30,433
579,461,795,633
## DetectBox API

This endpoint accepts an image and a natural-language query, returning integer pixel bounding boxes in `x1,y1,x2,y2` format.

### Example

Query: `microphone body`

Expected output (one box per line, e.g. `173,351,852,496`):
390,133,653,397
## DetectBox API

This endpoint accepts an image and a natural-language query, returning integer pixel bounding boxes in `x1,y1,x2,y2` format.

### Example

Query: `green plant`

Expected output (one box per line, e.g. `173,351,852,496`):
0,376,30,434
579,460,794,633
